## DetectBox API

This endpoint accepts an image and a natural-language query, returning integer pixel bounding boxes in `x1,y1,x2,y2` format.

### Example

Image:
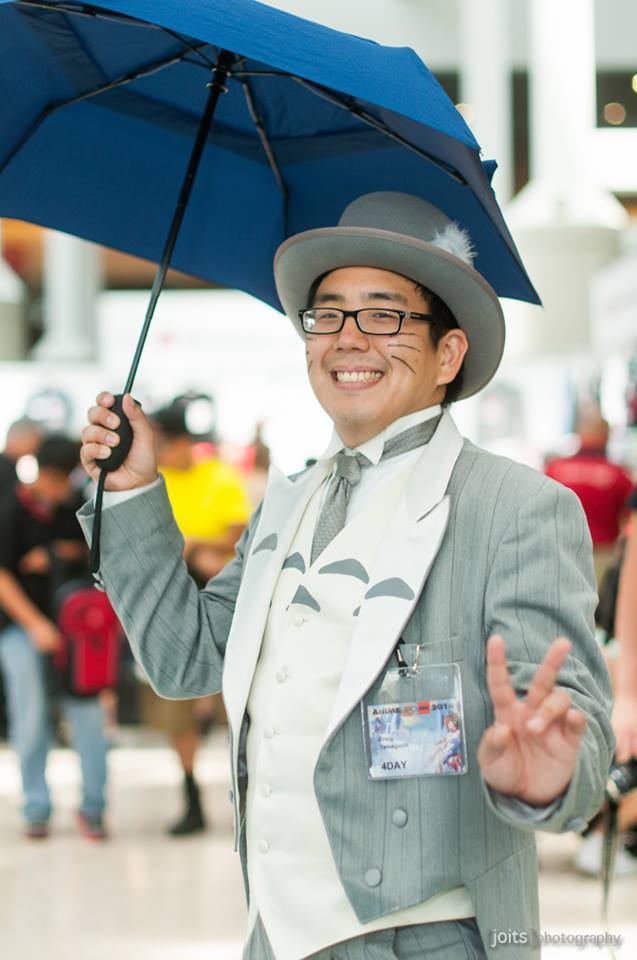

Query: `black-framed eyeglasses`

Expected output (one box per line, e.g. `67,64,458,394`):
299,307,436,336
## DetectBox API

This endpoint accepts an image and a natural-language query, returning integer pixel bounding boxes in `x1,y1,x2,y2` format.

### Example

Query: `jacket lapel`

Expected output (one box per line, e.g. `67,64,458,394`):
222,460,331,761
321,412,464,749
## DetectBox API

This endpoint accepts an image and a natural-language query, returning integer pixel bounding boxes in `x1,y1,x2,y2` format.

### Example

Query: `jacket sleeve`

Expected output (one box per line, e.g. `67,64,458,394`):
76,477,260,700
480,477,615,833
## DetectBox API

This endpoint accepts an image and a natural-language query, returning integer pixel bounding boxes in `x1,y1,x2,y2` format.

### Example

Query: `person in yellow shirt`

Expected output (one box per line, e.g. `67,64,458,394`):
141,396,250,835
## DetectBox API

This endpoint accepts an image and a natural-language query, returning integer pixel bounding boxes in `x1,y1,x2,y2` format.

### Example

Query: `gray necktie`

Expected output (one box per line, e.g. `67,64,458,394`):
310,414,442,564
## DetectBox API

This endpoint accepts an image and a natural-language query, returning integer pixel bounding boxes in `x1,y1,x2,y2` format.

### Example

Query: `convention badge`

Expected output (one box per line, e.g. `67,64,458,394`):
361,647,467,780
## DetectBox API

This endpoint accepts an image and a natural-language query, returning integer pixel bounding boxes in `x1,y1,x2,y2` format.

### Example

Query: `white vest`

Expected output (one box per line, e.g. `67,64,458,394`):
244,461,473,960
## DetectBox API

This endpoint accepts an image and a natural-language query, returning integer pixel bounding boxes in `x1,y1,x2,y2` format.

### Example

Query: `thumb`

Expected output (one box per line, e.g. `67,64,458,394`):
122,393,152,441
122,393,142,420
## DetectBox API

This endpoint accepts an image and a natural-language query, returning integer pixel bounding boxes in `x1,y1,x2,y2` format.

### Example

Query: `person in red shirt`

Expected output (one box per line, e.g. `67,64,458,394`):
545,409,633,588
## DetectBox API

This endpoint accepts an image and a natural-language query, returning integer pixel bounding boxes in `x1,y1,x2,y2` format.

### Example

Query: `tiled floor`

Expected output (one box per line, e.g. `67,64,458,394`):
0,729,634,959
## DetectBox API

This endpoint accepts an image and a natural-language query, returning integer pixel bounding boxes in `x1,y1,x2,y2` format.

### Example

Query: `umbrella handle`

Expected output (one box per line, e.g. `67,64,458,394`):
97,394,135,473
90,393,139,576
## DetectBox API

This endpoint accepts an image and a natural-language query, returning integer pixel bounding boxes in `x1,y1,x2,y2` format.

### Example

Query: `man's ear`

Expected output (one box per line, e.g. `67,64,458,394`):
436,329,468,387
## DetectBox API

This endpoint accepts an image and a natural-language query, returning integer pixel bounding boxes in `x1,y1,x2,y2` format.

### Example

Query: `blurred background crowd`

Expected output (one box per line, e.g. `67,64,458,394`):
0,395,269,840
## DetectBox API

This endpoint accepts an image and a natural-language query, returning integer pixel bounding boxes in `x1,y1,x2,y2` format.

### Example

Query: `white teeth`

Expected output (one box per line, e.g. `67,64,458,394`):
335,371,383,383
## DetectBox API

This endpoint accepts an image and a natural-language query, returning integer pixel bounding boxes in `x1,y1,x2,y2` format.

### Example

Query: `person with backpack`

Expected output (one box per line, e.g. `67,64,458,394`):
0,434,110,840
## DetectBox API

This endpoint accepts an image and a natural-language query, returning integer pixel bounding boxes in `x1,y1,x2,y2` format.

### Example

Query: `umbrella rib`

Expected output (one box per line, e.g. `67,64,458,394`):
182,65,467,185
293,78,467,186
233,70,294,78
62,5,111,87
15,0,163,29
0,44,206,177
157,27,218,69
238,78,289,209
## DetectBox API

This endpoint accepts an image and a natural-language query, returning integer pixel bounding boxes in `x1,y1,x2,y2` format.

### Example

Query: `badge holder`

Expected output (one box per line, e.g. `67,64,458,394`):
361,644,468,780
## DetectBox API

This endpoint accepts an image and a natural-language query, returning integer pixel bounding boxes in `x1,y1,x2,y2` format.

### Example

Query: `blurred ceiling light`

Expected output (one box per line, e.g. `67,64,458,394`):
603,102,626,125
632,74,637,93
455,102,474,124
16,454,38,484
184,397,216,436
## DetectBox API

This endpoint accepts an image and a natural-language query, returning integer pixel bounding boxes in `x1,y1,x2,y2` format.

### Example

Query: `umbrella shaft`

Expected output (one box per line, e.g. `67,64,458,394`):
123,48,235,394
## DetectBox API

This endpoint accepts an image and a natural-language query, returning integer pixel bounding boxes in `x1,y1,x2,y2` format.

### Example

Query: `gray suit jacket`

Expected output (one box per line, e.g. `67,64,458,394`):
78,428,614,959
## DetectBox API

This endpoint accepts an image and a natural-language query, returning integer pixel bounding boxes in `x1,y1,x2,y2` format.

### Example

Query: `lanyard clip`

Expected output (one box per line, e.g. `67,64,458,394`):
394,640,421,676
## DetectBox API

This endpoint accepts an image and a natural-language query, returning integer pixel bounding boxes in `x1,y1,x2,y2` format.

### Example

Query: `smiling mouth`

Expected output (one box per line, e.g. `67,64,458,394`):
331,370,384,384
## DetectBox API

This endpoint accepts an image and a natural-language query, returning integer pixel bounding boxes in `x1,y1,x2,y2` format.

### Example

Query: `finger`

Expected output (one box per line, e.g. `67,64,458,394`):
87,403,120,430
478,722,513,766
81,424,120,448
614,728,637,765
96,391,115,408
81,441,113,465
526,688,571,734
485,634,517,721
562,707,587,747
524,637,572,710
615,735,631,765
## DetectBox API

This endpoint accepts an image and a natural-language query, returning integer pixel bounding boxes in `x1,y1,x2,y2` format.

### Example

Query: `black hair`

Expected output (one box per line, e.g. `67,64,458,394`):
36,434,81,475
151,401,190,439
413,283,465,405
306,271,465,405
151,393,217,441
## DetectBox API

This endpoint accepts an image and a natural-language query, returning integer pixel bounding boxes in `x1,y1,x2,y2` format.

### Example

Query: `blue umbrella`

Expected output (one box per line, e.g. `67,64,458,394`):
0,0,536,309
0,0,537,569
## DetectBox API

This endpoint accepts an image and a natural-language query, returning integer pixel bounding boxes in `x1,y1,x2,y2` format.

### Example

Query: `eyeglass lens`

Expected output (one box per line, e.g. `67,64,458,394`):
302,308,402,334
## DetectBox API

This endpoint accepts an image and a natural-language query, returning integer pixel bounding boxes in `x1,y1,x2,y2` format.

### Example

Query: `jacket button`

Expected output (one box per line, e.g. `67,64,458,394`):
392,808,408,827
364,867,382,887
258,839,270,853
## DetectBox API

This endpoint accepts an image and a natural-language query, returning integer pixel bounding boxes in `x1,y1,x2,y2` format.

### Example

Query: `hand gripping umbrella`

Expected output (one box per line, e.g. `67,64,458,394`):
0,0,539,574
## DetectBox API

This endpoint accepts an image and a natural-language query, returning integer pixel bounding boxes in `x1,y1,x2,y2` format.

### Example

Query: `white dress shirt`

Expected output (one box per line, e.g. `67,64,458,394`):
316,404,442,520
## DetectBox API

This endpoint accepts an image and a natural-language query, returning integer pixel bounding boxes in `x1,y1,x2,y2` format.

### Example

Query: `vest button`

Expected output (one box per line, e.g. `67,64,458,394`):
392,808,408,827
260,782,272,798
364,867,382,887
293,614,305,627
275,668,288,683
264,725,276,739
258,839,270,854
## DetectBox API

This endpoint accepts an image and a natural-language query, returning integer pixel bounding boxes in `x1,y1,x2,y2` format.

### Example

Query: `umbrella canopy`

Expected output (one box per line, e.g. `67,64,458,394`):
0,0,539,308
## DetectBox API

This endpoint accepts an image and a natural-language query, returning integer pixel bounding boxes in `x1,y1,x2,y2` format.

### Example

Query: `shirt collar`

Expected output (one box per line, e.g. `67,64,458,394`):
318,404,443,466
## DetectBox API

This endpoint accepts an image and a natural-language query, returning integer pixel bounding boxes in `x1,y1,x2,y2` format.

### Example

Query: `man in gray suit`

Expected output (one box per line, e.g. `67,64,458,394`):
79,193,613,959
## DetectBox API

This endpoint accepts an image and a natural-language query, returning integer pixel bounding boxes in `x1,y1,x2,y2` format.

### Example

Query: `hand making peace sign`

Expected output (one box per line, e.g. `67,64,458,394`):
478,634,588,807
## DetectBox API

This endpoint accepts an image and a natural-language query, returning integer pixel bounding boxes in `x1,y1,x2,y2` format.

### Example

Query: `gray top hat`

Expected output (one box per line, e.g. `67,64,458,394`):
274,191,505,400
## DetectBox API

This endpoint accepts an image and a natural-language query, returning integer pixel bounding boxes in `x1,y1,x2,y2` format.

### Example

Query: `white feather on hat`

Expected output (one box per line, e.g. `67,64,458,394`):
430,223,476,266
